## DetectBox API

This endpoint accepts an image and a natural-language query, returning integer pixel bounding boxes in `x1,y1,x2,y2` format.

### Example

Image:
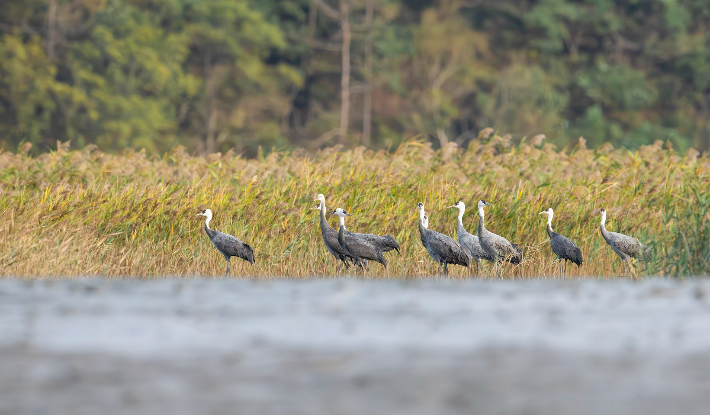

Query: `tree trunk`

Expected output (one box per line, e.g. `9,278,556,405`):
309,0,318,31
47,0,57,61
362,0,373,147
339,0,351,141
204,51,216,155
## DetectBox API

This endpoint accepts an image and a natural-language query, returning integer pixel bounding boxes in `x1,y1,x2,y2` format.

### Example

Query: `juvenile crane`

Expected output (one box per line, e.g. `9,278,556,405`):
417,202,470,276
313,195,357,270
599,208,651,277
197,209,254,276
539,208,583,277
476,200,522,273
331,208,387,271
449,201,494,275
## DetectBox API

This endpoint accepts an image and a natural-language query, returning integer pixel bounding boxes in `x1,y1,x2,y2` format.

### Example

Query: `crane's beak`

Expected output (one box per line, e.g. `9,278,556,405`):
345,212,352,216
538,211,545,215
448,205,456,209
196,213,203,217
487,202,494,206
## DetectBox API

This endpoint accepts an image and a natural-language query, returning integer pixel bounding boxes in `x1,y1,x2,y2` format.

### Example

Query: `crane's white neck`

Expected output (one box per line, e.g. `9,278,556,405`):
204,212,213,230
338,215,346,229
319,199,326,214
547,211,553,228
478,205,485,221
419,207,426,220
600,211,607,227
456,206,465,222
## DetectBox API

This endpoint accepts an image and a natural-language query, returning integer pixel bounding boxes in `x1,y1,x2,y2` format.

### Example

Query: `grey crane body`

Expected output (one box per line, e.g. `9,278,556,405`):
599,208,651,276
417,203,469,276
449,202,495,274
344,229,400,254
198,209,254,276
332,208,386,269
314,199,356,269
539,208,582,277
476,200,522,267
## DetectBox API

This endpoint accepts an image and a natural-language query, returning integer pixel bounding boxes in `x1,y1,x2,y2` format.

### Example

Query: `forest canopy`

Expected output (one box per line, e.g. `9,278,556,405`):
1,0,708,156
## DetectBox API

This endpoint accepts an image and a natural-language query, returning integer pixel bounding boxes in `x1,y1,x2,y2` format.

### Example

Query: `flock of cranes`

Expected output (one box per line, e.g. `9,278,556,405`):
197,195,651,278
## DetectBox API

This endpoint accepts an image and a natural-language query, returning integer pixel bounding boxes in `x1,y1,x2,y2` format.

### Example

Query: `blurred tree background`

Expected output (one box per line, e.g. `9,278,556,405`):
0,0,708,156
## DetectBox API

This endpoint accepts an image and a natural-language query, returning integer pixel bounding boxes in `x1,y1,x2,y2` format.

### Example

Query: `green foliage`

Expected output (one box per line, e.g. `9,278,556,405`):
1,0,710,154
662,186,710,276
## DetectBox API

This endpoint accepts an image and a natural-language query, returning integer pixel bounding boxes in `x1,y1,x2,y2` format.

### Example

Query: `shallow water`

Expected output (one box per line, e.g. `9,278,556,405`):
2,277,710,414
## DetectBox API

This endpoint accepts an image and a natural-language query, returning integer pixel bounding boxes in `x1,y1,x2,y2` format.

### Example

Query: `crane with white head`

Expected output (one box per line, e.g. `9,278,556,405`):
449,201,494,275
331,208,386,272
197,209,254,276
476,200,522,274
313,195,357,271
599,208,650,277
538,208,583,278
417,202,470,276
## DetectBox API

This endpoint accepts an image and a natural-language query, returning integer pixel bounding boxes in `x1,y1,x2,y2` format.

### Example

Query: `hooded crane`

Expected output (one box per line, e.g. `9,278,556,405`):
449,201,495,275
417,202,470,276
539,208,583,277
331,208,387,271
313,195,357,270
476,200,522,272
599,208,651,277
316,195,399,255
197,209,254,276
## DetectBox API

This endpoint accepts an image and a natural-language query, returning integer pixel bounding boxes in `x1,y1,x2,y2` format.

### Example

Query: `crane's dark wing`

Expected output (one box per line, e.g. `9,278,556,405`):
341,232,386,266
210,231,255,264
426,231,470,267
551,234,583,266
345,230,400,253
322,226,353,265
486,231,522,264
459,230,493,261
609,231,641,258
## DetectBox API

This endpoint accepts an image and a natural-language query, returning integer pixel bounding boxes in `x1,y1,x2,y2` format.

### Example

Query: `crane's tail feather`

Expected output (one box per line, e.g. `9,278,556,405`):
381,235,401,253
508,243,523,265
243,243,255,264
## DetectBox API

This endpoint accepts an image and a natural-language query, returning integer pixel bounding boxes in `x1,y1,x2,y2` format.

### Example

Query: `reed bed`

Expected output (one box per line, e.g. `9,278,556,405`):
0,137,707,279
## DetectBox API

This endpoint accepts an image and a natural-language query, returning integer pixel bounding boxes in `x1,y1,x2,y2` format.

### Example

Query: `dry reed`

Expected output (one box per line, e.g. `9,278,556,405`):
0,138,707,279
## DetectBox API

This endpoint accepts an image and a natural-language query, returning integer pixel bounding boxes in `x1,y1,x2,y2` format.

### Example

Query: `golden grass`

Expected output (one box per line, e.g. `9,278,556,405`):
0,138,707,279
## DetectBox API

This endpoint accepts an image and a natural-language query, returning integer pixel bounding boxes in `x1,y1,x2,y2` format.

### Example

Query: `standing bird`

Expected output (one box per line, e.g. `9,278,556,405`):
313,195,357,270
539,208,583,277
197,209,254,276
318,197,400,255
476,200,522,273
449,201,494,275
331,208,387,271
417,202,470,276
599,208,651,277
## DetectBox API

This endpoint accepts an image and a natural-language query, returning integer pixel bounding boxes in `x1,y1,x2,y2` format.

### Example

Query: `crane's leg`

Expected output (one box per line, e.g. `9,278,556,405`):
444,262,449,277
564,260,567,279
620,259,625,277
226,259,231,277
475,259,480,277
